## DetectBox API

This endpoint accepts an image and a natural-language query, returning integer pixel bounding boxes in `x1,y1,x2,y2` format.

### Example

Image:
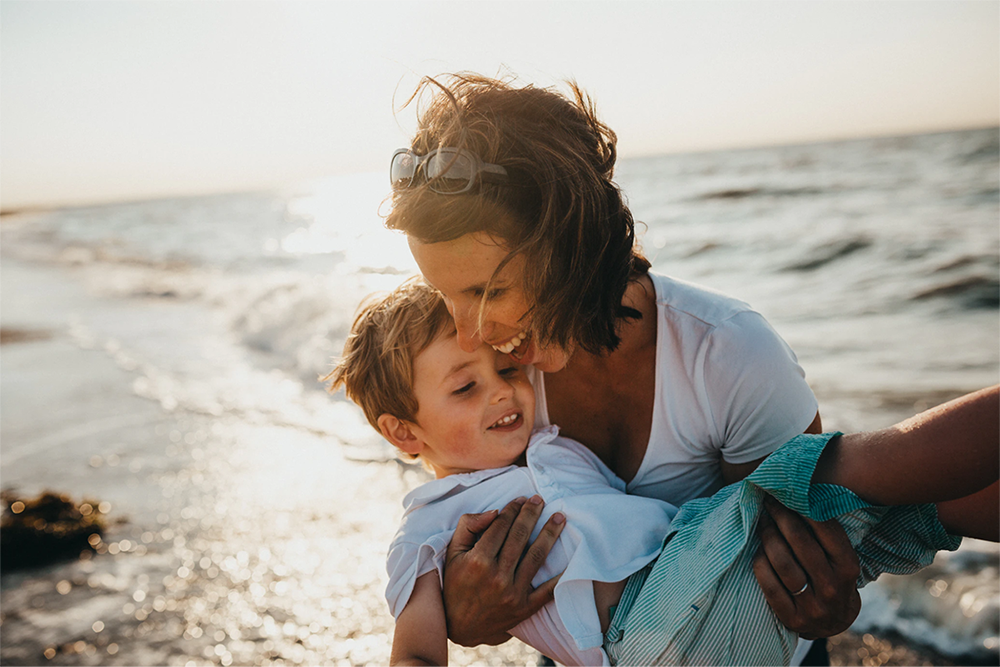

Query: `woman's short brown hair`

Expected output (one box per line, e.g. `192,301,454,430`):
386,73,649,355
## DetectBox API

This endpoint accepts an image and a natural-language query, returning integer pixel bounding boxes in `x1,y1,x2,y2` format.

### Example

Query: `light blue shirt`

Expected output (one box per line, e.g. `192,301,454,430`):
385,427,677,666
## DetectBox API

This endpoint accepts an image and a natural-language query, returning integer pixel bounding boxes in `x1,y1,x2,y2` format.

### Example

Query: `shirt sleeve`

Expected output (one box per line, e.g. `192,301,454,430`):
384,532,451,618
700,310,819,465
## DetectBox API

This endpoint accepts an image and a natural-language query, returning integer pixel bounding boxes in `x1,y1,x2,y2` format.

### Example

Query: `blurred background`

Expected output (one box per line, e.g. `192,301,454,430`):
1,2,998,666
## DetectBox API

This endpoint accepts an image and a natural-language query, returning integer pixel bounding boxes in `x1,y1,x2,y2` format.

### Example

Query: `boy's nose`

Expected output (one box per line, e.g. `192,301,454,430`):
491,376,515,403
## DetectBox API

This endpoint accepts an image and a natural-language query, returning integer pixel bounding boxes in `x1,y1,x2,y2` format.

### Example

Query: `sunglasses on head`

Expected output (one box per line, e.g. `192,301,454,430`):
390,147,508,194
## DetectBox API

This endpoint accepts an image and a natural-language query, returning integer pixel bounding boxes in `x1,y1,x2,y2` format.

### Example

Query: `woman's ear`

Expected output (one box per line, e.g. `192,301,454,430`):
377,414,423,456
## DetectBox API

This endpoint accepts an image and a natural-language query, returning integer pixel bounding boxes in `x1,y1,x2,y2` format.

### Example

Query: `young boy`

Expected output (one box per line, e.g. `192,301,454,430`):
327,279,998,667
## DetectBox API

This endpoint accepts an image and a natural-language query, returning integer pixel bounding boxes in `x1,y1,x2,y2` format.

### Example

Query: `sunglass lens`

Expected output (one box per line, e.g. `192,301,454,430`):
390,153,416,188
426,151,475,193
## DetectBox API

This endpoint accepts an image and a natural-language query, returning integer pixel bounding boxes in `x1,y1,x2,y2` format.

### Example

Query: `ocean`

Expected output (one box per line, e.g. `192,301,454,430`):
2,127,997,665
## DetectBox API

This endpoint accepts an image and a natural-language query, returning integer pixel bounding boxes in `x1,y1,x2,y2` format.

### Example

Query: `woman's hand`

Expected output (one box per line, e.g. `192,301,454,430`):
443,496,566,647
752,495,862,639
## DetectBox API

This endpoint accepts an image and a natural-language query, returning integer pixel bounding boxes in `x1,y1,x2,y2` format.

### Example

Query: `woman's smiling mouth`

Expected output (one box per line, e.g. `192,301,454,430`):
492,332,527,355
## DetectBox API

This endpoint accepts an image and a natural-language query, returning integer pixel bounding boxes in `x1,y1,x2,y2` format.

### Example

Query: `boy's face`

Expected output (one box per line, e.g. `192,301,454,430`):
407,330,535,478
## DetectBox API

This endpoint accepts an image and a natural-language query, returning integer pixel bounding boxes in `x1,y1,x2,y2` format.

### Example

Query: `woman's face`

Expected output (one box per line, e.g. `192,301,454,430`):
408,232,573,373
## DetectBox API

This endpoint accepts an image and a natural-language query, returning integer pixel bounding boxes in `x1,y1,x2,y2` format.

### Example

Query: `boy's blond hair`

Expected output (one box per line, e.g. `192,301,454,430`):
325,278,453,444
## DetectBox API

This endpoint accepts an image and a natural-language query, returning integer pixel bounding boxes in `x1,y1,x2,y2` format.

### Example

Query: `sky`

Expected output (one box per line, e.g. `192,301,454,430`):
1,0,998,210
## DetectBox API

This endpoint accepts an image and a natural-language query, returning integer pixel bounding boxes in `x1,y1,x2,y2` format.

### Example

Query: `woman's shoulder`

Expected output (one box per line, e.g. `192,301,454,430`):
647,271,757,329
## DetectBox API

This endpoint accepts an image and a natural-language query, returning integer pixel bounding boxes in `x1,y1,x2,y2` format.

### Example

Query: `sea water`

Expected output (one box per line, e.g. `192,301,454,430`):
2,128,998,662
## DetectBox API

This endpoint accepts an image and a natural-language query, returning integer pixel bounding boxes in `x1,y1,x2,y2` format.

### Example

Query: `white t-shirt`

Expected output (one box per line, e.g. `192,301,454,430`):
385,427,677,667
533,271,819,506
531,272,819,664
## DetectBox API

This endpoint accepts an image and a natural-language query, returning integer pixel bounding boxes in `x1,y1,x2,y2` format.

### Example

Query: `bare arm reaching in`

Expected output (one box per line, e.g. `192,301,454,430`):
815,386,998,529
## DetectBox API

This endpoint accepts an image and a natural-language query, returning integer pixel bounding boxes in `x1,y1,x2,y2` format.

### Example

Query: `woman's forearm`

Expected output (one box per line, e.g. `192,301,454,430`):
812,386,999,506
936,481,999,540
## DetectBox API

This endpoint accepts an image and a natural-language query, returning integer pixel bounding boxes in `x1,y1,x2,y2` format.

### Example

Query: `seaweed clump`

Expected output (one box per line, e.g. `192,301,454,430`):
1,491,107,571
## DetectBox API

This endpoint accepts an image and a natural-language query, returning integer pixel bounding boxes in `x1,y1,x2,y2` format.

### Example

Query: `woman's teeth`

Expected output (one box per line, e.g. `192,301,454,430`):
493,332,526,355
490,414,519,429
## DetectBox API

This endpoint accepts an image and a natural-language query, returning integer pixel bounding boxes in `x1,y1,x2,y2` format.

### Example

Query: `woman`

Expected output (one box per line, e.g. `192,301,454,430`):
385,73,861,663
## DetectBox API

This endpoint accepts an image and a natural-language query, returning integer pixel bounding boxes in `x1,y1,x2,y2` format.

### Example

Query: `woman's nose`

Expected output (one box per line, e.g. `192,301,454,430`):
451,305,483,352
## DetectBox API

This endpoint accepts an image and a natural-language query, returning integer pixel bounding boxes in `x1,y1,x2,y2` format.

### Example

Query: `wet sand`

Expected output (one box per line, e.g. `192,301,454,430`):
0,258,977,667
0,309,541,666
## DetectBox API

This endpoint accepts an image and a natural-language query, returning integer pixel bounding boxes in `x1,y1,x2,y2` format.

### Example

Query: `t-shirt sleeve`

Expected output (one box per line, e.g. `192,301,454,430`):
384,531,452,618
701,310,819,465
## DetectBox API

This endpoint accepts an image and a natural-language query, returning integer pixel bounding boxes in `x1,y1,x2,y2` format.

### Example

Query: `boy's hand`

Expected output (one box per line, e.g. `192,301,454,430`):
752,495,861,639
443,496,565,647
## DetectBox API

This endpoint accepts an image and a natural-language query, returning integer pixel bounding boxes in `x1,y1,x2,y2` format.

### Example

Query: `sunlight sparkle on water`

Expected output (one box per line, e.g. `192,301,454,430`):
279,173,416,273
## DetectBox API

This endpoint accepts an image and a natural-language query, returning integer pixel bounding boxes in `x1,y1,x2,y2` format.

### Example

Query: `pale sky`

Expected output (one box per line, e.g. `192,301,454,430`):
2,1,998,210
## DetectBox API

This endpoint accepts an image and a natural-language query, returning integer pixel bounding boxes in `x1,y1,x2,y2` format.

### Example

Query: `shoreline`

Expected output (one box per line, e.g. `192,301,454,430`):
2,253,996,666
0,326,981,667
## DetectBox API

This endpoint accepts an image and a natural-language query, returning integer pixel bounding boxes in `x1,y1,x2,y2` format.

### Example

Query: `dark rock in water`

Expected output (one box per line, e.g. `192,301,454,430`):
1,491,107,571
783,238,872,272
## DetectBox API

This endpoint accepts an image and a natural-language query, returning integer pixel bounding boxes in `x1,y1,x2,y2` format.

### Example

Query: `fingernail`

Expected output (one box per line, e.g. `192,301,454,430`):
513,496,527,505
552,512,565,525
529,495,543,505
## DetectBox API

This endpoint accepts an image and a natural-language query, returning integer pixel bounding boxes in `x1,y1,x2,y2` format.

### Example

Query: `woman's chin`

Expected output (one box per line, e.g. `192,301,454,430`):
514,338,571,373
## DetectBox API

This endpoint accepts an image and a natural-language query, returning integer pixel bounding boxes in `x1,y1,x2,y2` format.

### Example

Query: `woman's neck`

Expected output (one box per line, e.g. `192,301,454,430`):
542,275,659,483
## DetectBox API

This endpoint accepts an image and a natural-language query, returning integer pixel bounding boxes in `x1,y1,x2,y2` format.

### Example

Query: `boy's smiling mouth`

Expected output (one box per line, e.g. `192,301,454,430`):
488,412,522,430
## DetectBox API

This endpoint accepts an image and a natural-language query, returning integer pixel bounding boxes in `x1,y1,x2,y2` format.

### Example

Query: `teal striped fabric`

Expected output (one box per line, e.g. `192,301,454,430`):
604,432,962,666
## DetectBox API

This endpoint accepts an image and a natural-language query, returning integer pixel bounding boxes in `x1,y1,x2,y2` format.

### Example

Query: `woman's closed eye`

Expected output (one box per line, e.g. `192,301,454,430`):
471,287,505,301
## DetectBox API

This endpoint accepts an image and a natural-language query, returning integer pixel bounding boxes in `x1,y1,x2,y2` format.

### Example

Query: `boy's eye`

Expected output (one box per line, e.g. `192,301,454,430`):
498,366,519,377
453,382,475,395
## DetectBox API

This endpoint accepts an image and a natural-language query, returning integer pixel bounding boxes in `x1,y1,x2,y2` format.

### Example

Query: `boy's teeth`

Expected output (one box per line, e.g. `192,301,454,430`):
491,414,519,428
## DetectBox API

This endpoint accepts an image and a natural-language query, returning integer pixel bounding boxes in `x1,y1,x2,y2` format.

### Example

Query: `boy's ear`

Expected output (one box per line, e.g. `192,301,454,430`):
377,414,423,456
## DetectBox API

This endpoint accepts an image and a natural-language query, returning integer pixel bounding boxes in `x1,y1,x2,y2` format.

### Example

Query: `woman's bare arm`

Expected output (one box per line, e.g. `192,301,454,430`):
442,496,566,647
812,386,999,507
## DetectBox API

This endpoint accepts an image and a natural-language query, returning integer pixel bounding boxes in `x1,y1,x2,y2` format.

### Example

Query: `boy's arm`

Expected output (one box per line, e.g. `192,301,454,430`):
813,386,999,508
390,572,450,666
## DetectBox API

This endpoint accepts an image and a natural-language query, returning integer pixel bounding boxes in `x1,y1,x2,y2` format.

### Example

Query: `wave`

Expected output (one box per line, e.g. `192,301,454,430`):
696,186,827,200
781,238,873,272
0,327,54,345
854,541,999,663
912,275,1000,309
960,138,1000,164
965,188,1000,206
